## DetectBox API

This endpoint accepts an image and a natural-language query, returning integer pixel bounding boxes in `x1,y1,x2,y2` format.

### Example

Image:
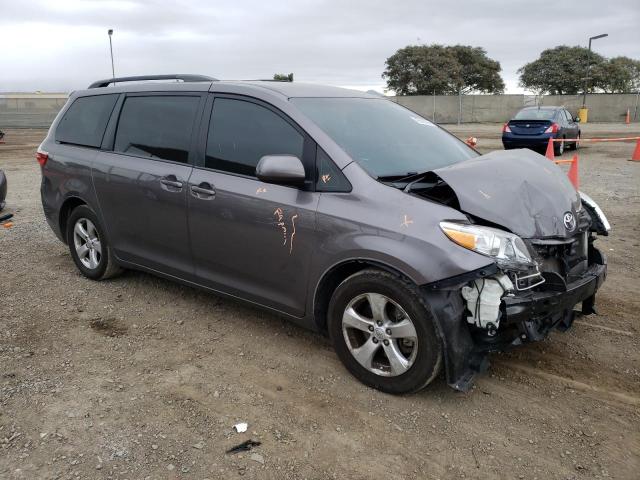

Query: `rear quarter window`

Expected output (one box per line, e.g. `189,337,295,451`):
55,94,118,148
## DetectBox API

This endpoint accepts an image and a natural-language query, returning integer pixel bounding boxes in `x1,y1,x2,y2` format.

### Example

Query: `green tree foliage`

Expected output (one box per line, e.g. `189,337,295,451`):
518,46,607,95
383,44,505,95
519,47,640,94
593,56,640,93
447,45,505,94
273,73,294,82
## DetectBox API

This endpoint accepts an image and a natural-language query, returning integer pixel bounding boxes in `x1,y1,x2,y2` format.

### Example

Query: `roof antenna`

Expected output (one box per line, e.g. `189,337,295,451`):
108,29,115,85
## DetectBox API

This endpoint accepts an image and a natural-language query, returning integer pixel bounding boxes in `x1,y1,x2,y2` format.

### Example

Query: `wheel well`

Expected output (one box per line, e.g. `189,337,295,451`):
58,197,86,244
313,260,409,334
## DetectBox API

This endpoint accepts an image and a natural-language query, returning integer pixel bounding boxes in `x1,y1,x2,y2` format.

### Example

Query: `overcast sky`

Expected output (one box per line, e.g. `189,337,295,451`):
1,0,639,94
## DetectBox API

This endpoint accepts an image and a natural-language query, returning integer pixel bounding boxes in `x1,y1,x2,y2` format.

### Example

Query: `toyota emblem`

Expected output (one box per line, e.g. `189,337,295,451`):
563,212,576,231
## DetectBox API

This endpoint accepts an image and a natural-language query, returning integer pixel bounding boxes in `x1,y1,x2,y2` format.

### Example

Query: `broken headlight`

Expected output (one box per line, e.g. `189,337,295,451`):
439,221,534,268
579,191,610,234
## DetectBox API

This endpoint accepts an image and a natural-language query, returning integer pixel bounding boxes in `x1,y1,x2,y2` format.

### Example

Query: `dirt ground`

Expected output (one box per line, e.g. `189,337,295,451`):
1,123,639,480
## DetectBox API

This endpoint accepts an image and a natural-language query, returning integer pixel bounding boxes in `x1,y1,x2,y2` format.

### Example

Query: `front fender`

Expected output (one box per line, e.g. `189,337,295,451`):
310,179,494,288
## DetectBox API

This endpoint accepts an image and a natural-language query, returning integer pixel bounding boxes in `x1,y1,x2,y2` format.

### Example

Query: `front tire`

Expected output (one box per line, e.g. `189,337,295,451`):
328,269,442,394
554,137,565,156
66,205,122,280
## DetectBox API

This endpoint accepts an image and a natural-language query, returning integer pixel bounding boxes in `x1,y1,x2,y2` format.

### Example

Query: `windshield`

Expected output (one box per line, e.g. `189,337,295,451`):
291,97,477,178
513,108,556,120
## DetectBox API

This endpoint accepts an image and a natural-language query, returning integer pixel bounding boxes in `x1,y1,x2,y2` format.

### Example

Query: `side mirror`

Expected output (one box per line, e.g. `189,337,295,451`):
574,116,580,122
256,155,306,186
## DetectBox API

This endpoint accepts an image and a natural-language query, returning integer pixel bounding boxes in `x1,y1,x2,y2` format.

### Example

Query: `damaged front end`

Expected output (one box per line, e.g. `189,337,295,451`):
425,216,607,391
411,151,609,391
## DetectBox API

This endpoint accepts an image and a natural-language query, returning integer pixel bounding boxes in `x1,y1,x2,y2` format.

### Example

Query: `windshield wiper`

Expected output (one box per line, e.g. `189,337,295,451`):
377,171,432,188
377,171,422,182
377,171,442,194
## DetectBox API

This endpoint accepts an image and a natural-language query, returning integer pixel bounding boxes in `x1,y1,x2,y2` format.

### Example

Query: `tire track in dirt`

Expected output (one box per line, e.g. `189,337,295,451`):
494,360,640,408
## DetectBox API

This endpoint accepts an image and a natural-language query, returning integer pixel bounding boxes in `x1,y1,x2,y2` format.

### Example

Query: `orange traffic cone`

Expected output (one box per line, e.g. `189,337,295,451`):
631,139,640,162
625,109,631,125
545,137,555,160
567,155,579,189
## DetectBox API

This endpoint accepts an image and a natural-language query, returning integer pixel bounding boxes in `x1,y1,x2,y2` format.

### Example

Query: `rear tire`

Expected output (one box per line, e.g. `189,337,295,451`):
66,205,122,280
327,269,442,394
570,132,580,150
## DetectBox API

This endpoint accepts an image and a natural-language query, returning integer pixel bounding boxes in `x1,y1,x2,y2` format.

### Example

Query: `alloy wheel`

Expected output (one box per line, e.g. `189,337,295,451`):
341,293,418,377
73,218,102,269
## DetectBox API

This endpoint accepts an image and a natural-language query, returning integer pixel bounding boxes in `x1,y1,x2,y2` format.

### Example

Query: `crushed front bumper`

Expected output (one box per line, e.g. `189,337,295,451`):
501,261,606,343
423,251,607,392
475,261,607,353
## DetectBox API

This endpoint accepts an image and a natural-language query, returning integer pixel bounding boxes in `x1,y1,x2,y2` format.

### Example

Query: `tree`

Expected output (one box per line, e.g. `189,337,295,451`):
447,45,505,94
383,44,504,95
273,73,294,82
593,57,640,93
518,46,606,95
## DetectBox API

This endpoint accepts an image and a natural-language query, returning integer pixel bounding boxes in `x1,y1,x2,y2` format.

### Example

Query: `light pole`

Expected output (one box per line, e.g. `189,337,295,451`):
582,33,608,108
108,29,115,82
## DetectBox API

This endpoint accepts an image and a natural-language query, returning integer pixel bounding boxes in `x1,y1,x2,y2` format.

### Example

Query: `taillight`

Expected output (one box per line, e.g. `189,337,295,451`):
544,123,559,134
502,123,511,133
36,149,48,167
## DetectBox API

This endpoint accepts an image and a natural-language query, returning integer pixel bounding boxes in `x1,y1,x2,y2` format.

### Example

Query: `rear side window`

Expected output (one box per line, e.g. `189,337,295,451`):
114,96,200,163
206,98,304,176
56,94,118,148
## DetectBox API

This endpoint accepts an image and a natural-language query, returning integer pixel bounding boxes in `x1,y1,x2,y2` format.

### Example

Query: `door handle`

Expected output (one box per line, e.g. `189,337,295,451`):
160,176,183,189
191,183,216,199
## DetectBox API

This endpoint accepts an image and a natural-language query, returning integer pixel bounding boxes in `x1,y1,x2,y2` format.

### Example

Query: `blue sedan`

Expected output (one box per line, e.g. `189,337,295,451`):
502,106,580,155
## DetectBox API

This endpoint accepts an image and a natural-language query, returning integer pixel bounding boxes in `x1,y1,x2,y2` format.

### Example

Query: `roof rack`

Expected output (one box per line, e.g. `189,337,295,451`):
88,74,217,89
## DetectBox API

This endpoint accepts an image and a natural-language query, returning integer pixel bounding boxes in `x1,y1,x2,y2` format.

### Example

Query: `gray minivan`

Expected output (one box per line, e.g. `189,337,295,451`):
39,75,609,394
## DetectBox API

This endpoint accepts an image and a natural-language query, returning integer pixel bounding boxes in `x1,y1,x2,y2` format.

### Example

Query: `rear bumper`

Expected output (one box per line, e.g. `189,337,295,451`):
502,132,556,149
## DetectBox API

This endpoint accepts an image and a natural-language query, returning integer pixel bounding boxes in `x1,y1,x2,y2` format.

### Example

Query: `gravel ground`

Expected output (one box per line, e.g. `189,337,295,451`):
1,124,639,480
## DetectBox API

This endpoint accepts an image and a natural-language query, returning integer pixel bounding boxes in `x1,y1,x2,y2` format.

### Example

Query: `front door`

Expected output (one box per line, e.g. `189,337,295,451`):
188,96,319,316
93,93,203,278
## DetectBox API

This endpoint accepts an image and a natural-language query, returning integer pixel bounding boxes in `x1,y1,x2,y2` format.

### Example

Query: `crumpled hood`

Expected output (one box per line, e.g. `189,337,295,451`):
432,149,581,238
